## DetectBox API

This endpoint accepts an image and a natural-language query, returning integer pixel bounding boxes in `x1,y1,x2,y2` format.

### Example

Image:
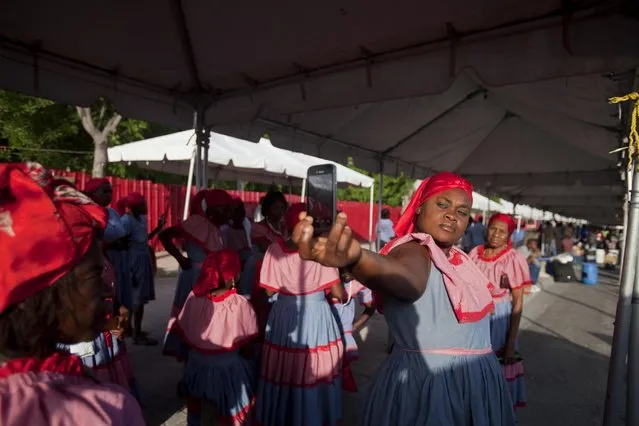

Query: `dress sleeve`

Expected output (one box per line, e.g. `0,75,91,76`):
505,251,533,290
357,288,374,306
103,209,126,243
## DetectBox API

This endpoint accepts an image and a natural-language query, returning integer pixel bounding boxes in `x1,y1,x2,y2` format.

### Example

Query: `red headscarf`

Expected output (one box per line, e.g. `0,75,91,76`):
488,213,517,236
115,192,145,216
83,177,110,194
205,189,233,209
193,249,241,297
0,163,107,314
285,203,307,234
394,172,473,237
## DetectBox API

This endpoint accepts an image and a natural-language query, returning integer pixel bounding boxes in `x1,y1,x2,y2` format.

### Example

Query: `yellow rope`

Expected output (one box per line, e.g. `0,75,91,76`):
609,92,639,170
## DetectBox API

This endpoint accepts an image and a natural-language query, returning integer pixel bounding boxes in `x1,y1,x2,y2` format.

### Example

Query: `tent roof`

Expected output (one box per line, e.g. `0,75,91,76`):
1,2,637,127
218,68,632,224
107,130,374,188
2,1,637,224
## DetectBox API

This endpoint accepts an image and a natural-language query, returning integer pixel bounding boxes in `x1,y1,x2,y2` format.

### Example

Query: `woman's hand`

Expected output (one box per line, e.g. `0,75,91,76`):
503,341,517,364
292,212,362,268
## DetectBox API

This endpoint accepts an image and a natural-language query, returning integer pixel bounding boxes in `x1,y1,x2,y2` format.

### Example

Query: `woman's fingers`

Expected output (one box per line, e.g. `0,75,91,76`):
324,213,348,255
294,217,315,260
336,225,353,258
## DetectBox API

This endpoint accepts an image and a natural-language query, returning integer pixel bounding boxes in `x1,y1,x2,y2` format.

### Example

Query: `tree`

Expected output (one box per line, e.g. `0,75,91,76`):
0,90,154,177
338,157,414,206
76,104,121,177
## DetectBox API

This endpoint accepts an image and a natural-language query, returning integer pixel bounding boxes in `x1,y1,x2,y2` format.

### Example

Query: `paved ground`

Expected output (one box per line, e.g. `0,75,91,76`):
128,258,618,425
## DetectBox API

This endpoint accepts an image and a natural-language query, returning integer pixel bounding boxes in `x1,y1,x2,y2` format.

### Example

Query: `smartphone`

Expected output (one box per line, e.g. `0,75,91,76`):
306,164,337,236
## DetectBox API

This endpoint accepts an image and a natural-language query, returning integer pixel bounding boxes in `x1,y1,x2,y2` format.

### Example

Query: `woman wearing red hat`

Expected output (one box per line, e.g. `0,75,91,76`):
160,189,233,361
291,172,515,425
469,213,531,409
55,178,141,400
0,163,144,425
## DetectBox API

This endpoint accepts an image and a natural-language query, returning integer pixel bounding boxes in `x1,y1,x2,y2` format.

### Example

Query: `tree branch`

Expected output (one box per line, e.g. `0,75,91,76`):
75,106,101,139
101,113,122,139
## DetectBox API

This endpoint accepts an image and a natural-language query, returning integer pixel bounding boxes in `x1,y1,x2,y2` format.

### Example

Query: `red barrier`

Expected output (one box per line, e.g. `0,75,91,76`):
51,170,402,250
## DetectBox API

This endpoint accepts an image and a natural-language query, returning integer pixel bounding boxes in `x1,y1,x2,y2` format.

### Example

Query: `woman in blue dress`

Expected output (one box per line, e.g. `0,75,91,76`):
119,192,164,346
292,172,516,426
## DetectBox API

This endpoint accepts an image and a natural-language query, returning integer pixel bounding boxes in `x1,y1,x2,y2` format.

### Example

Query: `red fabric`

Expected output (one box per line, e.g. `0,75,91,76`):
285,203,306,234
394,172,473,237
488,213,517,236
0,163,107,313
192,249,241,296
0,352,85,380
83,178,110,194
205,189,233,208
126,192,145,207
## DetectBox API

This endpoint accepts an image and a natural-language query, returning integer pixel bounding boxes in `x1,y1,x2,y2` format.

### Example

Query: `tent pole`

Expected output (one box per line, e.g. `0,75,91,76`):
368,183,374,245
376,158,384,252
195,144,201,191
628,174,639,424
301,178,307,202
183,148,196,221
604,166,639,426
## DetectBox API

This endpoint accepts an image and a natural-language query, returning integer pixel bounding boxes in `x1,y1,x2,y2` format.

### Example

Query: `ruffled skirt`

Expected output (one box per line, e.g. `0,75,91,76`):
182,350,257,425
359,348,515,425
256,292,343,426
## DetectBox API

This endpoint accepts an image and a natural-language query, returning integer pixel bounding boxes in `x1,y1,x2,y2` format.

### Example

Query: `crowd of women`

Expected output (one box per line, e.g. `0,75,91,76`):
0,162,534,426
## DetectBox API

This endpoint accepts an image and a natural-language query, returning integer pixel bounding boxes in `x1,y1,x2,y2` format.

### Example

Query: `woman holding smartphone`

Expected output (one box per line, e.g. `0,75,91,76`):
291,172,515,425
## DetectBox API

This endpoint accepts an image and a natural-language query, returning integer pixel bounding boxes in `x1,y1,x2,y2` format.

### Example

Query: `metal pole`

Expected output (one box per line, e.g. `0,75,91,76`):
628,168,639,424
183,148,196,221
604,166,639,426
376,158,384,252
368,183,375,245
195,144,201,191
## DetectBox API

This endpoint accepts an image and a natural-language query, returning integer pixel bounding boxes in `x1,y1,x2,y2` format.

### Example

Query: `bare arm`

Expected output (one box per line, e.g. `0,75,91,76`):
351,242,431,302
159,226,191,269
294,213,431,303
329,282,344,300
353,305,376,331
505,286,524,361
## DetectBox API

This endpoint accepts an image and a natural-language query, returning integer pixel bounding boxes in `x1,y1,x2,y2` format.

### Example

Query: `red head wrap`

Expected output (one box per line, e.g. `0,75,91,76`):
285,203,307,234
394,172,473,237
205,189,233,209
115,192,145,216
193,249,241,296
488,213,516,236
83,178,110,194
0,163,107,313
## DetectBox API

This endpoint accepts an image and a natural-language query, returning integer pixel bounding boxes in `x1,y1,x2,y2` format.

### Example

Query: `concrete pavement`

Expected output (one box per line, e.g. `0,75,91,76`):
128,262,618,425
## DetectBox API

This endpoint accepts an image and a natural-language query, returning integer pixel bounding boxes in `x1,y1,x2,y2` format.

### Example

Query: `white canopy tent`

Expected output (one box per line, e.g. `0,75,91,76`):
107,130,376,239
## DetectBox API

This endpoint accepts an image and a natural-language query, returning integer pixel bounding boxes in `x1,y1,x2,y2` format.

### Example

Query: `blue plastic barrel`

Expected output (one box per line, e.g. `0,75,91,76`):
582,263,598,285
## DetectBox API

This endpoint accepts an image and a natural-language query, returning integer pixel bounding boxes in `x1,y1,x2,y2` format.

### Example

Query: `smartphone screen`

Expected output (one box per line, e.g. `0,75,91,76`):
307,164,336,235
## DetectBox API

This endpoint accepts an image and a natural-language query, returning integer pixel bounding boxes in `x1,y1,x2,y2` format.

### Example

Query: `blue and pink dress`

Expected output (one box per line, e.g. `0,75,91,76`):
329,279,373,392
469,245,531,409
163,214,225,361
361,234,516,425
256,239,343,426
176,288,258,425
120,213,155,307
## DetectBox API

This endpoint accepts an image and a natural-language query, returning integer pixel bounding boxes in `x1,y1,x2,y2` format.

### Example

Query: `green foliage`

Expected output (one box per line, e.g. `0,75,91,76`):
338,158,413,206
0,90,177,178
